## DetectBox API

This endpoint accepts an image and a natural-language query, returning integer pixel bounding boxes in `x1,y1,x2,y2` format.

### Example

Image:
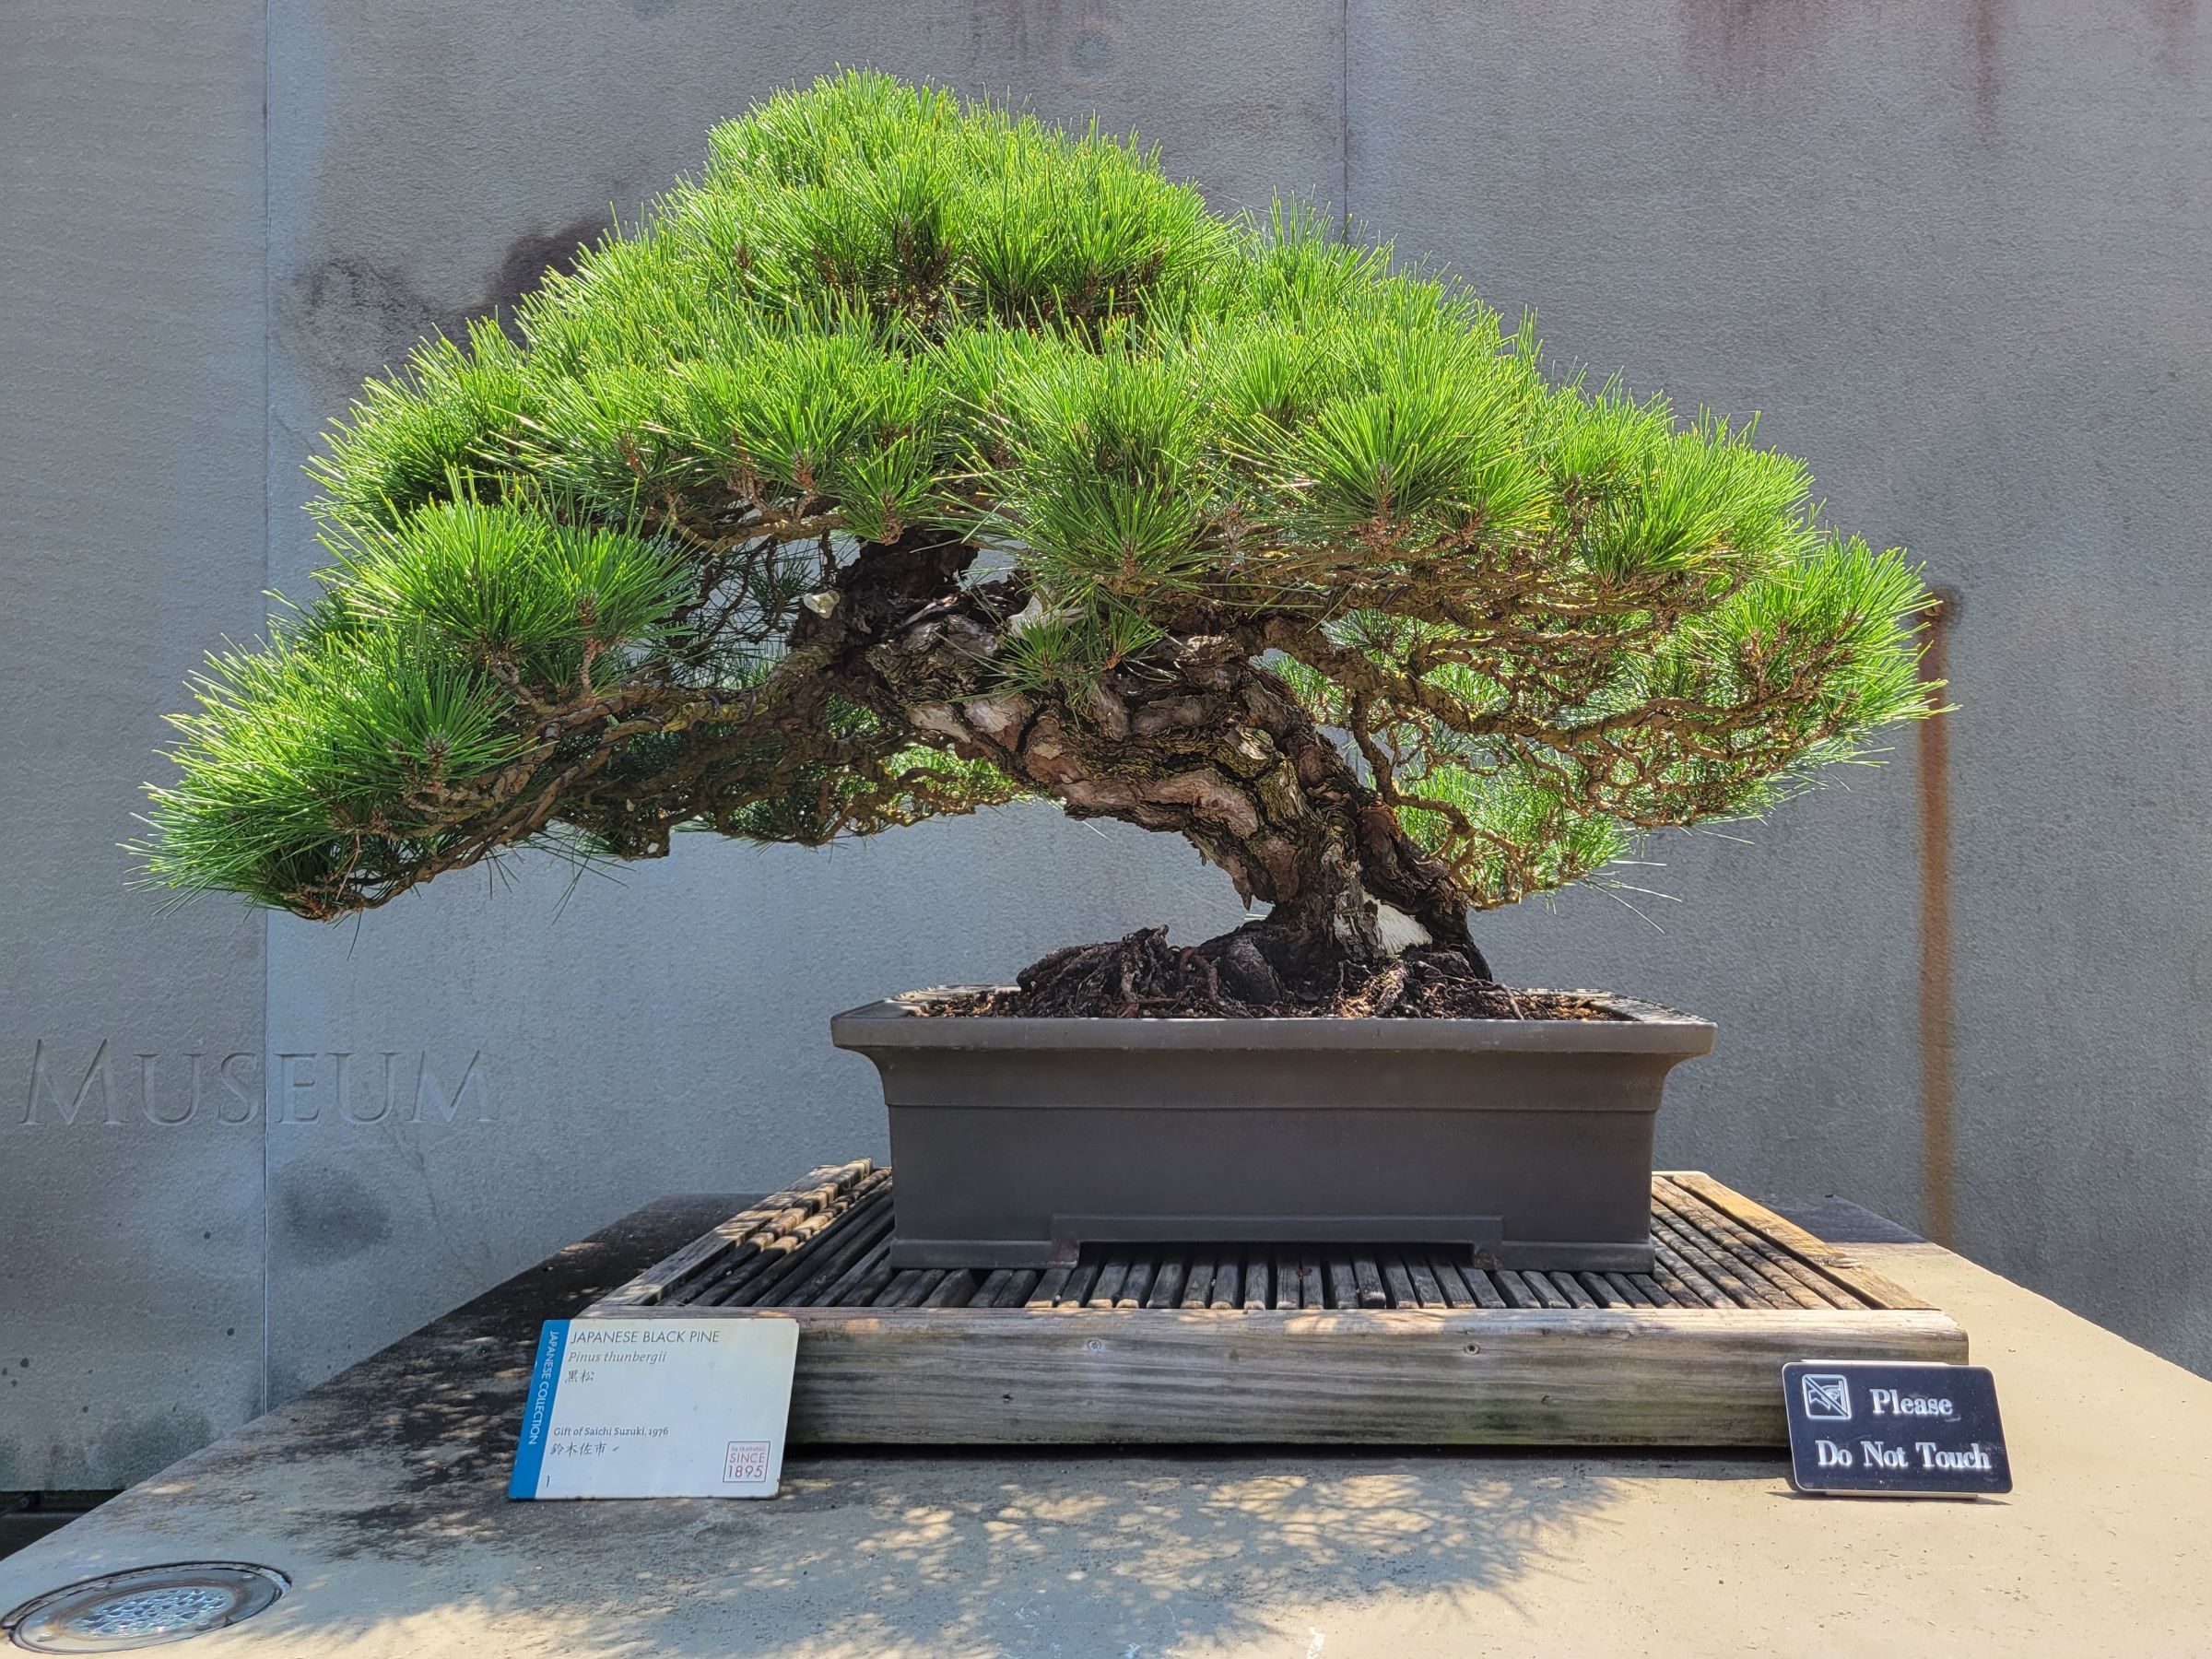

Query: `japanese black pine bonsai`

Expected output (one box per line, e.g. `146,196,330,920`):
142,72,1935,1016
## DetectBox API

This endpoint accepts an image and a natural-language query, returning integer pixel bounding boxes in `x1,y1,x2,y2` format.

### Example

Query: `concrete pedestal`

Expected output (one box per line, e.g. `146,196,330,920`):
5,1194,2207,1656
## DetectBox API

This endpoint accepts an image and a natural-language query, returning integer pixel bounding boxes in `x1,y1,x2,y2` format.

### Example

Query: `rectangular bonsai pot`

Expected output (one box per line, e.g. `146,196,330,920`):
830,991,1714,1274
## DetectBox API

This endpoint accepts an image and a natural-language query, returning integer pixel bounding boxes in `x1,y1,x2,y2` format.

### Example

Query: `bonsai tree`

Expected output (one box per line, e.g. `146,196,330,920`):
142,71,1935,1014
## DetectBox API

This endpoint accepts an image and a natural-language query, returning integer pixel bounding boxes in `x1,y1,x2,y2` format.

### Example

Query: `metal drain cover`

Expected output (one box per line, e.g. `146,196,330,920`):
5,1563,287,1653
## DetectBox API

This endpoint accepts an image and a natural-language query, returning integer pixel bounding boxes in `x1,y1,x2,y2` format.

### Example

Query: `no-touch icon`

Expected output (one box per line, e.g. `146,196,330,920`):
1801,1373,1852,1419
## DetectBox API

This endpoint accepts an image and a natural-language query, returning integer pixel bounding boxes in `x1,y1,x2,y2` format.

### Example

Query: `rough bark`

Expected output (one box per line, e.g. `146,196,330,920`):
800,534,1490,993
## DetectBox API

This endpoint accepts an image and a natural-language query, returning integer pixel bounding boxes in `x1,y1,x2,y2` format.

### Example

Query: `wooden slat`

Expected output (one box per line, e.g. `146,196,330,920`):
1059,1261,1101,1308
920,1270,980,1309
724,1191,889,1309
1088,1255,1131,1309
1325,1254,1358,1311
1495,1269,1540,1310
1182,1256,1215,1309
1146,1258,1189,1310
1210,1258,1241,1311
596,1159,874,1310
1652,1182,1849,1311
1663,1220,1787,1309
1572,1272,1616,1308
1455,1263,1511,1310
1352,1255,1389,1310
762,1194,894,1308
876,1269,933,1309
1650,1231,1738,1309
748,1306,1970,1445
1429,1257,1474,1309
1521,1271,1576,1312
1026,1265,1073,1308
1553,1271,1600,1311
1300,1254,1324,1310
1381,1255,1419,1309
1601,1271,1653,1309
1535,1270,1579,1310
1274,1251,1300,1310
1636,1268,1699,1308
1471,1270,1512,1311
1241,1255,1270,1312
1661,1171,1932,1310
1653,1213,1786,1310
1406,1256,1446,1308
1121,1257,1159,1311
1681,1216,1810,1312
694,1166,888,1299
821,1246,896,1310
1698,1225,1838,1310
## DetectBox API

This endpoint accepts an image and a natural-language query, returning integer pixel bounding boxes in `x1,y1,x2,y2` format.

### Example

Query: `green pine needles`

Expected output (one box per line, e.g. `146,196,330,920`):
142,70,1935,979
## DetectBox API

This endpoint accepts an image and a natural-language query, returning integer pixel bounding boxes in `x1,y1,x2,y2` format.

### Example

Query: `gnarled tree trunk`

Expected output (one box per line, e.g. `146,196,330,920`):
807,535,1488,998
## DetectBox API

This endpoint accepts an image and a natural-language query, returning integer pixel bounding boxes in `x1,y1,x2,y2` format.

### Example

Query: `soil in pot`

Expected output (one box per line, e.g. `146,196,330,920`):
918,925,1624,1021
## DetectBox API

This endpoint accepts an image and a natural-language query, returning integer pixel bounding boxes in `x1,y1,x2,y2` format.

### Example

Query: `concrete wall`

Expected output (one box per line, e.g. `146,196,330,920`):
4,0,2207,1487
2,3,271,1488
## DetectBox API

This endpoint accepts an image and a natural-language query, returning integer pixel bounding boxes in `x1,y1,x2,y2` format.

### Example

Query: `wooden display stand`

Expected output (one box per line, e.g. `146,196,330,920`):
582,1160,1964,1445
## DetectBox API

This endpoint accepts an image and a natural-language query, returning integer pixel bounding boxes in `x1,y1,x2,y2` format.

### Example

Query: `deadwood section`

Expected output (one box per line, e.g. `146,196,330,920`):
582,1165,1964,1445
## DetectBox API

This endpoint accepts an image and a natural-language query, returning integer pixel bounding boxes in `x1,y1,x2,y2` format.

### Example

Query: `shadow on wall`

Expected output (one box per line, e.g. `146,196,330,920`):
278,212,607,380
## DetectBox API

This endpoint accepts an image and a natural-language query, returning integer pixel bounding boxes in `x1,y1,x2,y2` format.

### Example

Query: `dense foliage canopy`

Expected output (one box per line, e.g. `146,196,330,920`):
143,71,1934,969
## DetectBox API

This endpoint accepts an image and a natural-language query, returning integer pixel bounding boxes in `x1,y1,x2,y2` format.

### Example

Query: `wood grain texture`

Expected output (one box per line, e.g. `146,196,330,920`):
594,1159,874,1309
1663,1171,1934,1311
580,1164,1967,1444
581,1303,1964,1444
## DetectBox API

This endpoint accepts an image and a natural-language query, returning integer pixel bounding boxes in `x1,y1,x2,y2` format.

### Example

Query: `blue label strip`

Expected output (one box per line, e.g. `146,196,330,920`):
508,1319,570,1500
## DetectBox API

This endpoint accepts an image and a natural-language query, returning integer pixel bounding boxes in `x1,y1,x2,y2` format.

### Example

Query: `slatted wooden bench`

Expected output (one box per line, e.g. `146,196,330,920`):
582,1160,1963,1445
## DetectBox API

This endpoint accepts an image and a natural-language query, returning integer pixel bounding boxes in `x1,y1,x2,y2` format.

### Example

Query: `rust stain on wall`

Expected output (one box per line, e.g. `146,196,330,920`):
1970,0,2002,132
1918,590,1959,1246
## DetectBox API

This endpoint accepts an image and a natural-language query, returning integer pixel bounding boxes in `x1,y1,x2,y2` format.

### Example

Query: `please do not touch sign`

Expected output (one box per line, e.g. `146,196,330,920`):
1783,1359,2011,1497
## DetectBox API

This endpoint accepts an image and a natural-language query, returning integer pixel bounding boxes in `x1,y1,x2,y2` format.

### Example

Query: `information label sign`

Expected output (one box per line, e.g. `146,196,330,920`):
1783,1360,2010,1497
509,1317,797,1500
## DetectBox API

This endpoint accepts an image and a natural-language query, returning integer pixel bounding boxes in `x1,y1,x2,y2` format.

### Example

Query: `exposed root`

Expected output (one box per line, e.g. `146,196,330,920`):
920,926,1622,1020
